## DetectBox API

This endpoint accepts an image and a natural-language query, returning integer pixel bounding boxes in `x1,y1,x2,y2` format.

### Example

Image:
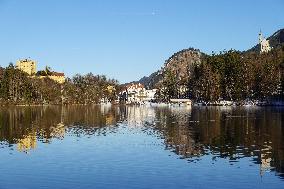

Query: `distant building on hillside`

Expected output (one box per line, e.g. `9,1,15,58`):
127,83,147,103
259,31,271,53
16,59,37,75
119,83,157,103
16,58,65,84
48,72,65,84
38,73,65,84
144,89,157,101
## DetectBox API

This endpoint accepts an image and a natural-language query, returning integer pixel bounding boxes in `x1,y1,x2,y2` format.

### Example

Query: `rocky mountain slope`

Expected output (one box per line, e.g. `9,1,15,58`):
137,48,204,89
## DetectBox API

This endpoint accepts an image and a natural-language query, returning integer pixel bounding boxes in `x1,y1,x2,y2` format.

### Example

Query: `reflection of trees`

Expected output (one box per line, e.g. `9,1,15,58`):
152,107,284,178
120,106,156,128
153,107,204,159
0,105,283,179
0,105,120,152
64,105,120,136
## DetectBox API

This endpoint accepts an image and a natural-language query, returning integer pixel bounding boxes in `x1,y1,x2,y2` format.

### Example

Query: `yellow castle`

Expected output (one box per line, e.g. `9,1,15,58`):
16,58,65,84
38,72,66,84
16,59,37,75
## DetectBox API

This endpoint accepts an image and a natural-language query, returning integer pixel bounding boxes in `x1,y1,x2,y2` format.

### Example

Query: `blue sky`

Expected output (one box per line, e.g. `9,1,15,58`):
0,0,283,83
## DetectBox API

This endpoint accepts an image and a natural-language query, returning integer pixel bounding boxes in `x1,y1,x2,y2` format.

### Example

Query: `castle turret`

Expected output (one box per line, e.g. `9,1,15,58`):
259,31,271,53
259,32,263,44
16,59,37,75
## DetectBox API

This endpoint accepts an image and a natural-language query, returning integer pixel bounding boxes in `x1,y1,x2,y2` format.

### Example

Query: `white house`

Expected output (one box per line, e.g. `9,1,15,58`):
144,89,157,102
120,83,157,103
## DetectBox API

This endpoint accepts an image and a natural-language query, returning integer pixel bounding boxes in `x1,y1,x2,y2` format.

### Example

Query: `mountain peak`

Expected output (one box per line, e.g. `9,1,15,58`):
137,48,204,89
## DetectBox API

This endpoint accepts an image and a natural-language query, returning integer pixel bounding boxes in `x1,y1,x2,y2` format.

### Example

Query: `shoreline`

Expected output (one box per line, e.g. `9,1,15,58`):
0,100,284,107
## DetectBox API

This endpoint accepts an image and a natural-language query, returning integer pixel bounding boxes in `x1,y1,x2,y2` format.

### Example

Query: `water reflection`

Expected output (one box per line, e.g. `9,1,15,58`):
152,106,284,179
0,105,283,180
0,105,121,152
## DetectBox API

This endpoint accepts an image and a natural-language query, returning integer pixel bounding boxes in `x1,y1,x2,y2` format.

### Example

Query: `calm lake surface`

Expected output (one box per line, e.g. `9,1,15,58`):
0,105,283,189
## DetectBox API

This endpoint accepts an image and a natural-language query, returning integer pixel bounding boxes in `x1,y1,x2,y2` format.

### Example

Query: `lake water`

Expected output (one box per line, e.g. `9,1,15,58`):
0,105,283,189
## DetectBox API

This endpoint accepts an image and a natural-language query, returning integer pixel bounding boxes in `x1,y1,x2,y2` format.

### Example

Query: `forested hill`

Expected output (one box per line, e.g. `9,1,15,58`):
135,28,284,90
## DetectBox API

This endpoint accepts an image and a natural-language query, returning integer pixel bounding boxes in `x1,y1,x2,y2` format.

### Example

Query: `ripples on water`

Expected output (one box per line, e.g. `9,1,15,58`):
0,105,283,188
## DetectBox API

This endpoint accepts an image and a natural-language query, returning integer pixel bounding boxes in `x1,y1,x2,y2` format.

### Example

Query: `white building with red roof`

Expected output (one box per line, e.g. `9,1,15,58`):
119,83,157,103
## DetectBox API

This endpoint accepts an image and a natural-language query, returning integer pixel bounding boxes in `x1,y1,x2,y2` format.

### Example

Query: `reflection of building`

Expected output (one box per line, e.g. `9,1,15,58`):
50,123,65,139
126,106,156,127
100,104,112,114
17,133,37,153
16,59,37,75
50,106,66,139
260,143,273,176
106,114,115,125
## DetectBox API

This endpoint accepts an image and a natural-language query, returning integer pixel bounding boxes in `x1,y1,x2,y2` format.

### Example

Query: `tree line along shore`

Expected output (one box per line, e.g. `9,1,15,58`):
1,39,284,106
154,46,284,105
0,63,119,105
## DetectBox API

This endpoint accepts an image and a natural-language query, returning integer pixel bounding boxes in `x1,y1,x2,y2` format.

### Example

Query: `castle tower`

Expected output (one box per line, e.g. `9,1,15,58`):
259,31,263,44
259,31,271,53
16,59,37,75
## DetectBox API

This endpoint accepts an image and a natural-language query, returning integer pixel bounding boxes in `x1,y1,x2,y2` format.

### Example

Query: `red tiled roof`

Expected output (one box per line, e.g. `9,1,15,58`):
127,83,144,89
51,72,65,77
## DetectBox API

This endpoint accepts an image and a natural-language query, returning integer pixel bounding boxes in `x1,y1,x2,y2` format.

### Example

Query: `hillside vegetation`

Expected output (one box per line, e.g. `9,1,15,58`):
138,29,284,102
